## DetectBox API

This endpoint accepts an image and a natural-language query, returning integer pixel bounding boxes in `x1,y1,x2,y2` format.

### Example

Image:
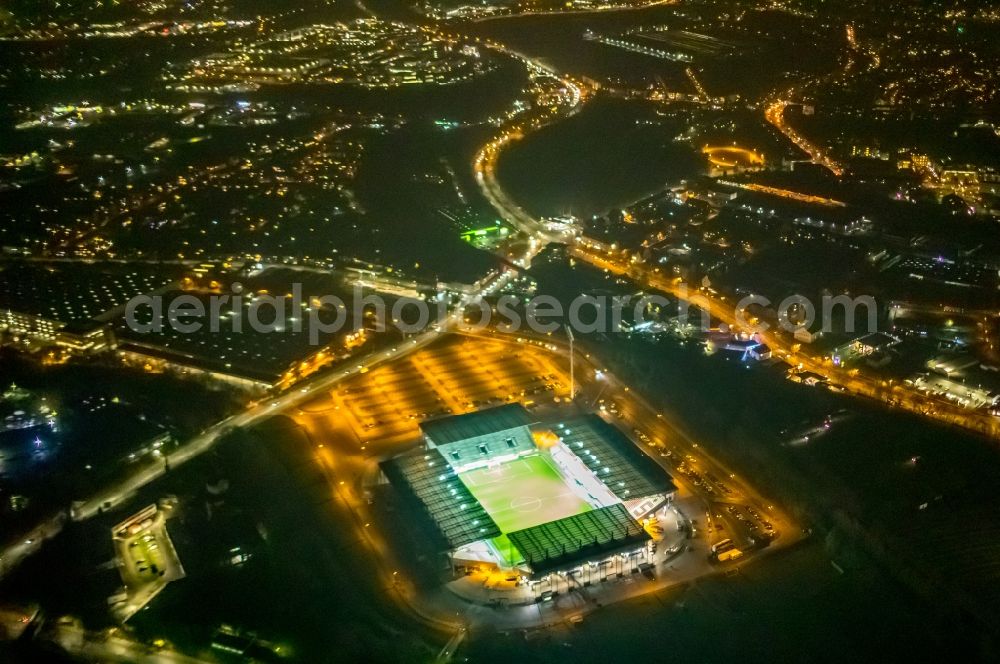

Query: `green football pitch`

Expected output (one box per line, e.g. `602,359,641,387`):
458,454,592,535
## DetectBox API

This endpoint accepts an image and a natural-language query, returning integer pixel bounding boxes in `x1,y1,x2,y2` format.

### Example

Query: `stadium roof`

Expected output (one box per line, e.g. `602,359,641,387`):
381,449,500,550
420,403,533,446
507,503,650,576
555,415,675,501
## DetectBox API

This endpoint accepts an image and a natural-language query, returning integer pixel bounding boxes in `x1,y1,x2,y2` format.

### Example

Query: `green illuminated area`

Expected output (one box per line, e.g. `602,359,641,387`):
458,453,594,566
459,222,510,248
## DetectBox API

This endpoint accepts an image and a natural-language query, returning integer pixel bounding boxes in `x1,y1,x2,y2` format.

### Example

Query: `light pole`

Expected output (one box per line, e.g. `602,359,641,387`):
566,326,575,401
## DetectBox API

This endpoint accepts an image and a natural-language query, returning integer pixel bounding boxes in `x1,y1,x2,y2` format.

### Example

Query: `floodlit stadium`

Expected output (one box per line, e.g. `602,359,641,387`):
383,404,675,579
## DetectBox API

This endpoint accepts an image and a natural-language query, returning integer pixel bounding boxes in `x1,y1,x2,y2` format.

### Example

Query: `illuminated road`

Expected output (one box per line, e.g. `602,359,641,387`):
761,24,883,180
472,48,590,266
0,513,66,579
764,100,844,177
685,67,709,100
468,0,676,23
468,80,1000,441
714,179,847,207
571,241,1000,440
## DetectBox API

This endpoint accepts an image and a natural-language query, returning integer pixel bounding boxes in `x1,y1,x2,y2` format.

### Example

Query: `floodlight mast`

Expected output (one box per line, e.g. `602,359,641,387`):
566,326,575,401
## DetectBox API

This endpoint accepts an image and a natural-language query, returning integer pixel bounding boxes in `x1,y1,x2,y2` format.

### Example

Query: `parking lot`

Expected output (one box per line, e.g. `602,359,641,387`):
110,505,185,621
293,335,572,456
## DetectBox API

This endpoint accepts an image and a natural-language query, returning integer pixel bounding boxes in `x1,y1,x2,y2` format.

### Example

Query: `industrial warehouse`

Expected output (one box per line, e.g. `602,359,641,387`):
382,404,676,585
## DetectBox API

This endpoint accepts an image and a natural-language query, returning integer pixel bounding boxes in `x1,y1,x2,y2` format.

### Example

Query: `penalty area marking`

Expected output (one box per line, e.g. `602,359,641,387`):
471,460,522,485
463,467,505,486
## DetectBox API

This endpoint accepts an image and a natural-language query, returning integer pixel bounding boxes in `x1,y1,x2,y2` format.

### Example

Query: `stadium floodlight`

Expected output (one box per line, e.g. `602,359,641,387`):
565,326,575,400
